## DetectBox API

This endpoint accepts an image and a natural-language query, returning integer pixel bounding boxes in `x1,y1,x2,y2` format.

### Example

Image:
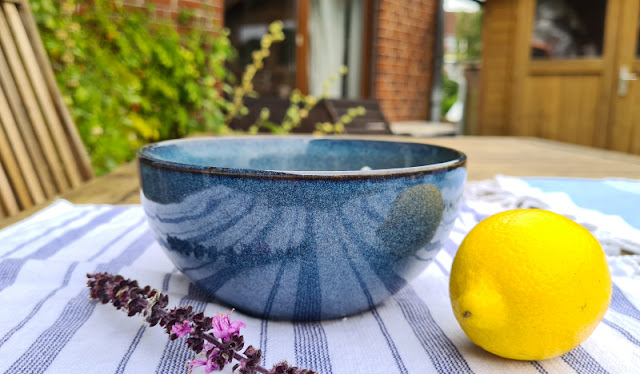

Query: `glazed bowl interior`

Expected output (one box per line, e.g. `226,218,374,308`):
139,137,463,173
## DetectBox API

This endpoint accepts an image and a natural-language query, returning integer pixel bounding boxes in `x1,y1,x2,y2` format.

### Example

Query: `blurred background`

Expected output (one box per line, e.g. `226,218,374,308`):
25,0,640,177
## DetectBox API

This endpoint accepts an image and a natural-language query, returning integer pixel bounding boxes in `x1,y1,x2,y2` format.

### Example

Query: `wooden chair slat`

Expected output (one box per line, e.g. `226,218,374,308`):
19,0,93,180
3,3,83,187
0,7,70,192
0,48,56,198
0,158,19,217
323,100,340,124
0,75,46,204
0,98,32,209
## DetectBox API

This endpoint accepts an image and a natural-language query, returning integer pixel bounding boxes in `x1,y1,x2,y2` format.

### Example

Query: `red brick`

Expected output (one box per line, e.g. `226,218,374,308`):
156,8,172,19
374,0,436,121
149,0,172,6
178,0,202,9
117,0,222,30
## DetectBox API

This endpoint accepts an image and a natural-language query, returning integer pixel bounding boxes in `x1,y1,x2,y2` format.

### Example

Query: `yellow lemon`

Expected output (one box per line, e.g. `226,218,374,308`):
449,209,612,360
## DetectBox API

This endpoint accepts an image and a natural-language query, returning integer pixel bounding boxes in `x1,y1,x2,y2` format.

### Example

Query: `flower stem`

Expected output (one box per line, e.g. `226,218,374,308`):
87,272,317,374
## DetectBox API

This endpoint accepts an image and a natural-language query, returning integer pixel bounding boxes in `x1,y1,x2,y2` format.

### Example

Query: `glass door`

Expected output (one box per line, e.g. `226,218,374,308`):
225,0,298,98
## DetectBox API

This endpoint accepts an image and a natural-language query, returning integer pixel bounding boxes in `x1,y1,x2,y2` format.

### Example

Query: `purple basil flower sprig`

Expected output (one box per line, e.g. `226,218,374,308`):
87,272,318,374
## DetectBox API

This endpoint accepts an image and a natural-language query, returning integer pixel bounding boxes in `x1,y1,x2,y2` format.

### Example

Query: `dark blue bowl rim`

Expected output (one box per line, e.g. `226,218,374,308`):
137,136,467,180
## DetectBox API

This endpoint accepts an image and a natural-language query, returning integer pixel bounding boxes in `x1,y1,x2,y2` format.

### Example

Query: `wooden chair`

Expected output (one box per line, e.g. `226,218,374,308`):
228,97,392,135
0,0,93,218
228,97,334,133
323,99,392,135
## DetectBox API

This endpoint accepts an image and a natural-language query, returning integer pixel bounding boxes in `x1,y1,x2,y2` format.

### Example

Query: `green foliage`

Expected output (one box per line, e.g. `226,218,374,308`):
441,71,458,117
31,0,234,175
455,10,483,62
32,1,364,175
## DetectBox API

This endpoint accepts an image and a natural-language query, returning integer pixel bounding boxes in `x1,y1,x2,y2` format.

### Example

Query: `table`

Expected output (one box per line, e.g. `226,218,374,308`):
2,135,639,374
2,136,639,230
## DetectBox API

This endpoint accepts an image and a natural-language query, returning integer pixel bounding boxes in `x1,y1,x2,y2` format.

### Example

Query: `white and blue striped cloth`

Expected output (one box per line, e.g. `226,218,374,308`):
1,177,639,374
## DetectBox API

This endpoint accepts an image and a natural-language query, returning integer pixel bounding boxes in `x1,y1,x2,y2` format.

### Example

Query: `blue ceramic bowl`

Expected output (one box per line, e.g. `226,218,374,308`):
138,136,466,321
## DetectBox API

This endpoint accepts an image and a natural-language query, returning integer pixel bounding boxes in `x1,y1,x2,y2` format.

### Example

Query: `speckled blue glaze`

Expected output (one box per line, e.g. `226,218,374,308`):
137,137,466,321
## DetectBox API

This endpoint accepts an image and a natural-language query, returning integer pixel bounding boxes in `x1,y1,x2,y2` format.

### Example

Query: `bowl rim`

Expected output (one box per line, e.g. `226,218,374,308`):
137,136,467,180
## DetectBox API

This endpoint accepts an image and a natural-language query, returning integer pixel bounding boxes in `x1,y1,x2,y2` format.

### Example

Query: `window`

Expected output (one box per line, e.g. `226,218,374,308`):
531,0,607,59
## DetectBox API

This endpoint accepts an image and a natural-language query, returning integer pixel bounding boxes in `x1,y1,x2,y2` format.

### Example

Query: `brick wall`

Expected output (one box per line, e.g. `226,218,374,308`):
121,0,224,29
375,0,438,122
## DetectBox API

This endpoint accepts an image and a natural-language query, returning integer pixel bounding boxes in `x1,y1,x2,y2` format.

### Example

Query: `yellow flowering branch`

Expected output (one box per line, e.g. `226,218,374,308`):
224,21,286,124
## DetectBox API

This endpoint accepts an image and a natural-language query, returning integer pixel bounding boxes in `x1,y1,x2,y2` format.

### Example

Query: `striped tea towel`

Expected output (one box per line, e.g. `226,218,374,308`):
0,178,639,374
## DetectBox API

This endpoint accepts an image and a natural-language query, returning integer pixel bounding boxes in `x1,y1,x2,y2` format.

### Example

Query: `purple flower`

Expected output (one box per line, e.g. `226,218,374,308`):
189,347,221,374
171,321,193,338
87,273,317,374
211,310,245,341
189,358,219,374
